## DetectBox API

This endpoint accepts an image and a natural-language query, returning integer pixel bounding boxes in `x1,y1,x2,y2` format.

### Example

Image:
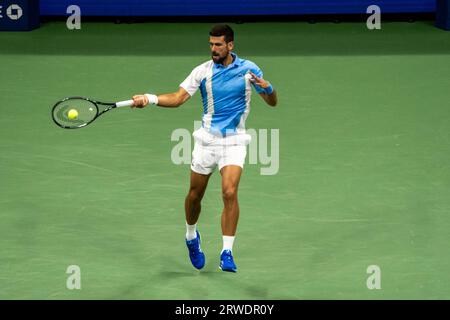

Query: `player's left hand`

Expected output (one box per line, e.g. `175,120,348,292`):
248,71,270,89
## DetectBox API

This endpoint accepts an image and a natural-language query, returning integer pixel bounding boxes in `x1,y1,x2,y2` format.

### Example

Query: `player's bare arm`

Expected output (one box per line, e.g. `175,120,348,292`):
248,71,278,107
131,87,191,108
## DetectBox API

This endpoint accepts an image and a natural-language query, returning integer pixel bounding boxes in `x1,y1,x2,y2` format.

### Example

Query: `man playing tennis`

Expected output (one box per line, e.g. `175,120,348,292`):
131,24,277,272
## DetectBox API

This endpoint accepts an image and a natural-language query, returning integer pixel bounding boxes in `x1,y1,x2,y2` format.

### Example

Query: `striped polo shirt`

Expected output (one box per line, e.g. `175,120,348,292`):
180,52,265,137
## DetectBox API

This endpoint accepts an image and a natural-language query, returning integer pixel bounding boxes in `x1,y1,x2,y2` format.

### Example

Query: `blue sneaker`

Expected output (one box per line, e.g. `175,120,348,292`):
220,250,237,273
186,231,205,270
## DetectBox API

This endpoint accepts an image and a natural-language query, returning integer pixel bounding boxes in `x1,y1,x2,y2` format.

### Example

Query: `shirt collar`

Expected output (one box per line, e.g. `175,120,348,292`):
214,52,241,69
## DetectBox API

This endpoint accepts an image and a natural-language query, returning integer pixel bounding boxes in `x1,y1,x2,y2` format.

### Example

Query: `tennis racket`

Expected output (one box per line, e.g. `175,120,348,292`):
51,96,134,129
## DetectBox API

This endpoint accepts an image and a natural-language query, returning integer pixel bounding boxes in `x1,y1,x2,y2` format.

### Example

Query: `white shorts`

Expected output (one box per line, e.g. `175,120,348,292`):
190,128,250,175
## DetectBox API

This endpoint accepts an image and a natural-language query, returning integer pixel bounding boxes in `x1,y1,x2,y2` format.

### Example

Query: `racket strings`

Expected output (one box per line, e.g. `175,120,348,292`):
52,99,98,128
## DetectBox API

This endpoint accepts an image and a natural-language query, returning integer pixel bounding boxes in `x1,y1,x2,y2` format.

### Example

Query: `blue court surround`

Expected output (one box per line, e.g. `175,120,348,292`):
40,0,435,16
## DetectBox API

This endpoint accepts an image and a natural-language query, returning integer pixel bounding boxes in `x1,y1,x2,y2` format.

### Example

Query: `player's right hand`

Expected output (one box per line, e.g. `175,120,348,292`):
132,95,149,108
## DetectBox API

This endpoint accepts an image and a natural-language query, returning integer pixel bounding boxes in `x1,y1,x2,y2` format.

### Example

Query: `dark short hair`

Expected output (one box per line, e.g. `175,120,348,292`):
209,24,234,43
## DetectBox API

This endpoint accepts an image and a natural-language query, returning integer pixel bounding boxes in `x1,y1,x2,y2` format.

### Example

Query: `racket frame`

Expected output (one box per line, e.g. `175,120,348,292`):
51,96,127,129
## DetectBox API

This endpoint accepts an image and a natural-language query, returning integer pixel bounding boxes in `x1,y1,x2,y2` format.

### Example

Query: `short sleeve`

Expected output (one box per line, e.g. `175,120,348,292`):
180,66,202,97
248,64,265,94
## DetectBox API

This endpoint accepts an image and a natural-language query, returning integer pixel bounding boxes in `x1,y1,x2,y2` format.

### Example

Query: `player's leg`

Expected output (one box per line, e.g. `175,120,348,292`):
220,165,242,237
184,170,211,270
184,142,216,270
219,165,242,272
186,141,215,239
217,143,247,272
185,170,212,235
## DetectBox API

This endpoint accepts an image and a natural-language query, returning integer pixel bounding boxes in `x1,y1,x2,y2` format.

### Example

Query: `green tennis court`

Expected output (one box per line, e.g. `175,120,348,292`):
1,21,449,299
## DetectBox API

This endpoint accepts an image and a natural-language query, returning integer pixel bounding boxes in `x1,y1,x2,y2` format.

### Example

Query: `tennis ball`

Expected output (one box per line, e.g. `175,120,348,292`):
68,109,78,120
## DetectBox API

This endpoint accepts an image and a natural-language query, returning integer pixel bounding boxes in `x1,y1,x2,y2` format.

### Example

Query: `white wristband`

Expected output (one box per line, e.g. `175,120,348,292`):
145,94,159,106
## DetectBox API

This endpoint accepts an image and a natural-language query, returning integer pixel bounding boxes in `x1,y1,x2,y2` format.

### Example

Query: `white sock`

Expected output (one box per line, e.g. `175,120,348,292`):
221,236,235,253
186,222,197,241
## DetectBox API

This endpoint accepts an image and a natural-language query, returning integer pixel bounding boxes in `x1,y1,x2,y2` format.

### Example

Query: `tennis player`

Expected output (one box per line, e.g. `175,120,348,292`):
131,24,277,272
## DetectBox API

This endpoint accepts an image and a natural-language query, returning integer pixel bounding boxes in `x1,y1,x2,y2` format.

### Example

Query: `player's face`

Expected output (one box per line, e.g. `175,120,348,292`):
210,36,233,64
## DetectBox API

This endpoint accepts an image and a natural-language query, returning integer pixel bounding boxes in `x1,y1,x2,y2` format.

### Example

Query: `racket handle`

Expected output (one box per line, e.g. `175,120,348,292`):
116,100,135,108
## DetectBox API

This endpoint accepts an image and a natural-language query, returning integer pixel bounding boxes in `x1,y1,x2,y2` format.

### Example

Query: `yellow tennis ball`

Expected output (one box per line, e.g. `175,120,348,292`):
68,109,78,120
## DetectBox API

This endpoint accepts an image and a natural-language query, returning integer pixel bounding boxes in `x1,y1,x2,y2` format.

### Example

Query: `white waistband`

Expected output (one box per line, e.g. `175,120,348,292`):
193,127,251,146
